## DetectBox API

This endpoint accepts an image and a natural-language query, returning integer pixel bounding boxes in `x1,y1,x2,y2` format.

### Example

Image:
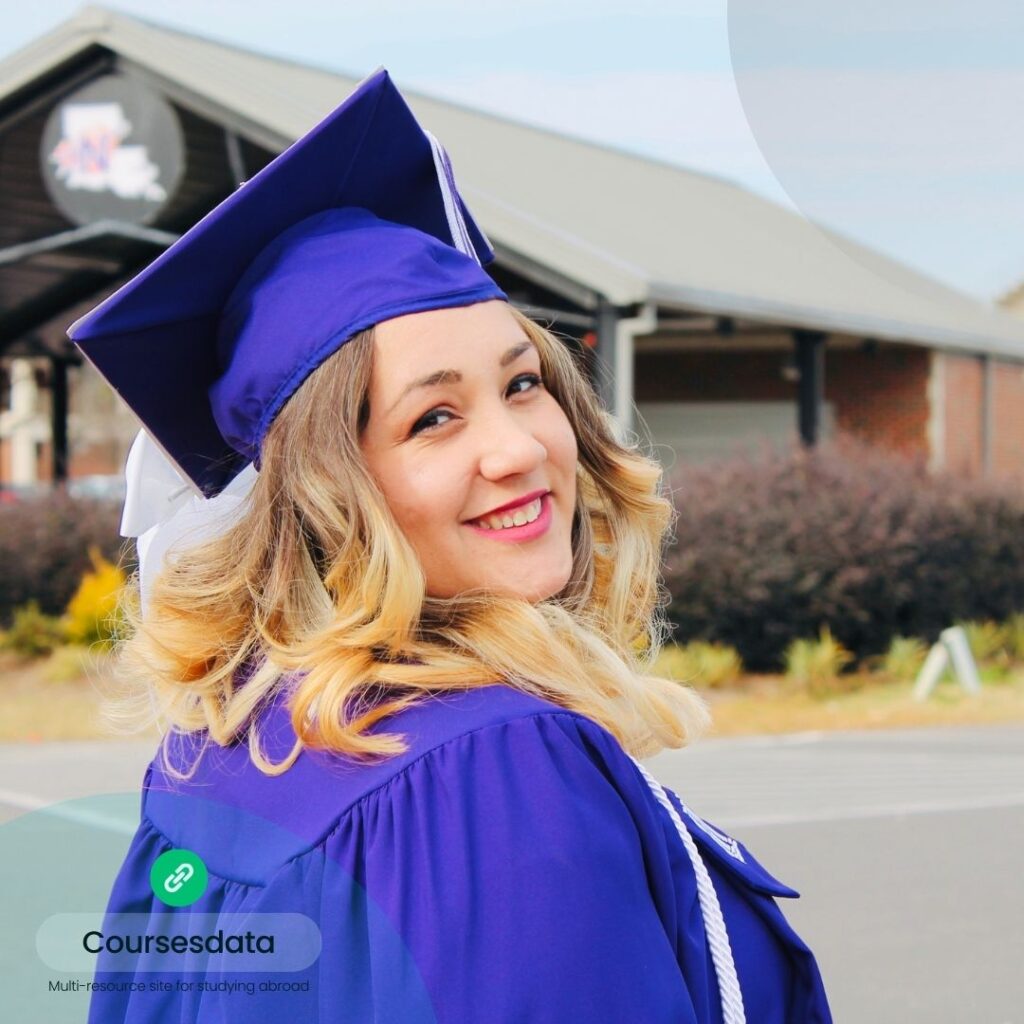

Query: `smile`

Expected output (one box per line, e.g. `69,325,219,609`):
465,493,553,541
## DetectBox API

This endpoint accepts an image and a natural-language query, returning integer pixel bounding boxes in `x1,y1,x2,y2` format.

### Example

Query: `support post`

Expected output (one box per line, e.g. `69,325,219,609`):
224,129,247,186
793,329,826,447
981,353,993,478
50,356,69,487
594,297,620,428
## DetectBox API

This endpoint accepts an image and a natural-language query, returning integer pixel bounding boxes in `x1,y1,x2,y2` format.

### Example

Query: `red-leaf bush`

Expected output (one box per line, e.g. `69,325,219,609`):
0,492,133,627
663,437,1024,671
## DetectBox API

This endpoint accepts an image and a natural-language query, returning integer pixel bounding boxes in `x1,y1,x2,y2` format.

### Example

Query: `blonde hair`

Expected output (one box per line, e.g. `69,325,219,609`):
113,305,709,777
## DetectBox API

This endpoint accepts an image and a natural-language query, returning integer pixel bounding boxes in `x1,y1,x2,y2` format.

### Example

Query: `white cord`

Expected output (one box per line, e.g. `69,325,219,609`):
630,756,747,1024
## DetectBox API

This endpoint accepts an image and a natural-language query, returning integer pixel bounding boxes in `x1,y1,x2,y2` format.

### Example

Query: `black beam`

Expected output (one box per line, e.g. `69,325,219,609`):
50,356,69,486
0,220,178,268
0,47,116,134
793,329,826,447
0,272,113,350
516,304,595,331
593,298,619,414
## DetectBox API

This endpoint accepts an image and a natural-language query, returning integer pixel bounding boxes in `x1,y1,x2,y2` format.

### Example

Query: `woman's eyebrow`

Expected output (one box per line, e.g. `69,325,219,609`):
387,339,537,416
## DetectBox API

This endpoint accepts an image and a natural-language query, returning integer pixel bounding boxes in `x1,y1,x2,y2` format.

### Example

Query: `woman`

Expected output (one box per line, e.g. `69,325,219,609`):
76,69,832,1022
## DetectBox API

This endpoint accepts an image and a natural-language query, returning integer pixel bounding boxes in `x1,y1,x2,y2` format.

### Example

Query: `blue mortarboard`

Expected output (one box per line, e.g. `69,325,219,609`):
68,67,507,498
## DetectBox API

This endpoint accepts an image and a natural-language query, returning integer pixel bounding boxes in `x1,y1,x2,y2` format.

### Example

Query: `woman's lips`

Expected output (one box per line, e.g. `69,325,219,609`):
464,492,553,542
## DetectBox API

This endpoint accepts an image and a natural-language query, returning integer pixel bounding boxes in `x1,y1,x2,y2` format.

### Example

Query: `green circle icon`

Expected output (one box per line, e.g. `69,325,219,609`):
150,849,208,906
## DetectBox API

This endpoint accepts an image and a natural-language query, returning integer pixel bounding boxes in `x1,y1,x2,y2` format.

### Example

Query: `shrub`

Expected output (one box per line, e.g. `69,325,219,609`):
655,641,744,689
0,491,133,628
40,644,94,683
0,601,67,658
783,626,855,695
877,635,929,682
63,546,127,649
957,619,1011,666
1002,613,1024,663
664,436,1024,670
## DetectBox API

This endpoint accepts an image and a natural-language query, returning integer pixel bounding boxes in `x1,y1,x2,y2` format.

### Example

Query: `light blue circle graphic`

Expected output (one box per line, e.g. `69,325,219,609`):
2,790,438,1022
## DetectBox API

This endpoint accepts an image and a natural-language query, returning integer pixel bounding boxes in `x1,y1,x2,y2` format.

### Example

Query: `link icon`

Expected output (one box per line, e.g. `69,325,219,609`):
150,849,208,906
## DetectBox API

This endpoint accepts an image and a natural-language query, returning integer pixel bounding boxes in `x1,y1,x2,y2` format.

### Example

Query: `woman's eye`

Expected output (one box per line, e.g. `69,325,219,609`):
509,372,543,396
409,373,543,436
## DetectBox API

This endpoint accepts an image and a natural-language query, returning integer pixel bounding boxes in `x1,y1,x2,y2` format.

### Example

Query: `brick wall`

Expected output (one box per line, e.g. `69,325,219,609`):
828,345,930,457
30,439,123,481
10,338,1024,486
635,349,795,402
942,353,984,476
992,360,1024,477
937,353,1024,480
634,341,930,456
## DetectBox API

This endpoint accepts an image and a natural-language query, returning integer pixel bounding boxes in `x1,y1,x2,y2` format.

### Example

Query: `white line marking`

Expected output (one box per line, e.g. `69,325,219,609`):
0,788,137,835
714,792,1024,829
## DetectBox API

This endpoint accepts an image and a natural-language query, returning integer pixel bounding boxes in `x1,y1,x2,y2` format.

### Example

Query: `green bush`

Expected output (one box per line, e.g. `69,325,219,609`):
664,436,1024,670
877,635,929,682
40,644,93,683
783,627,855,695
957,619,1011,666
0,601,68,658
0,491,133,628
1002,613,1024,662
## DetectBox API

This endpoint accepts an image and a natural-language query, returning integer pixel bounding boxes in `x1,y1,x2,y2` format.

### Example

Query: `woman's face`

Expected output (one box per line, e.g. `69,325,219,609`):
360,299,578,602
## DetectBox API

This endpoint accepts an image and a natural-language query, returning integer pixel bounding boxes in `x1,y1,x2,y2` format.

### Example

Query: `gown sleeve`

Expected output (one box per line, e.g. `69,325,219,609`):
349,708,701,1023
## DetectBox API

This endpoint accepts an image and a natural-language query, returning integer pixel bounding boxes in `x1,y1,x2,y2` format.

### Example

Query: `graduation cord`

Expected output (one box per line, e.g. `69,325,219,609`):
629,757,747,1024
425,129,482,265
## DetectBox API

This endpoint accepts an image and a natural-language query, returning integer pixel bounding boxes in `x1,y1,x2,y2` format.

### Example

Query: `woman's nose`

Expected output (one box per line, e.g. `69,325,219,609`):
476,406,547,477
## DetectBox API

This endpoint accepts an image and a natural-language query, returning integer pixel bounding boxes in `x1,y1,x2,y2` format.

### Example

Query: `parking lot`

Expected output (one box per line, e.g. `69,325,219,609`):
2,724,1022,1022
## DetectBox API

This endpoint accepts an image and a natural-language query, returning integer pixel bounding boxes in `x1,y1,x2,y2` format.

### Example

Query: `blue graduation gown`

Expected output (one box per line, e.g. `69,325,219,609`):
88,682,833,1021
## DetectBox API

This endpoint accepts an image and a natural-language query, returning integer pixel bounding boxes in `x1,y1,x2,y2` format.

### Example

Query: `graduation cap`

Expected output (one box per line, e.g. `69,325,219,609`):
68,67,507,499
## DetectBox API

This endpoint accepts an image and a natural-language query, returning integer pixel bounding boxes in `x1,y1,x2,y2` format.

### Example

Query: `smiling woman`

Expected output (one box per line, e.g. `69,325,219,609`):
130,290,704,772
72,69,832,1023
360,299,578,602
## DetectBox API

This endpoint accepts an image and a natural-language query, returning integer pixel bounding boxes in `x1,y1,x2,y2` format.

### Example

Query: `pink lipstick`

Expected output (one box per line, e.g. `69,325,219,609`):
464,492,553,542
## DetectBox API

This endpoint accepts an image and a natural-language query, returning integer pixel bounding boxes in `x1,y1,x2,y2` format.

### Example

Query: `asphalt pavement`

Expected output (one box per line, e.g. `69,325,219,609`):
2,724,1021,1022
647,724,1024,1023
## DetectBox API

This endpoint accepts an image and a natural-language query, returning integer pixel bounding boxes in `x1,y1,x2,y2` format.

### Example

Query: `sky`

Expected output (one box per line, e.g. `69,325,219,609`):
4,0,1024,304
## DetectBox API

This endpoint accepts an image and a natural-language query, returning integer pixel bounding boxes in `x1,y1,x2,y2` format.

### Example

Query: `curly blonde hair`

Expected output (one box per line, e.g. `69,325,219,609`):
111,305,709,777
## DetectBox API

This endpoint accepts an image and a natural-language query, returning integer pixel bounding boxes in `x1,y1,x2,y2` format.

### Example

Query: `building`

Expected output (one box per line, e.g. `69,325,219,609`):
4,5,1024,491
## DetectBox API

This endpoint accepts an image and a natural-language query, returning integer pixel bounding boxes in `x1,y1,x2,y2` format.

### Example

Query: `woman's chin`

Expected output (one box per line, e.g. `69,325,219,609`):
428,569,568,604
480,564,573,604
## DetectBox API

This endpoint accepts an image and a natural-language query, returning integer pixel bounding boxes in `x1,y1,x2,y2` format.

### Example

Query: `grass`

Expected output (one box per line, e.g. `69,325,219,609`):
0,649,159,743
3,647,1024,743
699,671,1024,737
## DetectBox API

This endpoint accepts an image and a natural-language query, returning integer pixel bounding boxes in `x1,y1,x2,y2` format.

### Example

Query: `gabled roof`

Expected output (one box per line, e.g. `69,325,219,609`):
998,280,1024,312
4,4,1024,358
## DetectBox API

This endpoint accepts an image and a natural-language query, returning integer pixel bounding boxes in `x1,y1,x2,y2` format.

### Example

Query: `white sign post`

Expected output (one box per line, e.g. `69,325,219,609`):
912,626,983,701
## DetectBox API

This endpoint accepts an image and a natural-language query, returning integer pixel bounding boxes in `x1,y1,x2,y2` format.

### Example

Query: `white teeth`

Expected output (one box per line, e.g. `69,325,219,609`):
473,496,543,531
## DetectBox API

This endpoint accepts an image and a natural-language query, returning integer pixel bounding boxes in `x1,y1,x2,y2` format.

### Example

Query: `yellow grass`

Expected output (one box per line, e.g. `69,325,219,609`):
0,649,159,743
700,672,1024,737
3,649,1024,742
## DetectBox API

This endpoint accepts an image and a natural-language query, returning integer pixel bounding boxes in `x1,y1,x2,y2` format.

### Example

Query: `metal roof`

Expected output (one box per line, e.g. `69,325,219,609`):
4,4,1024,358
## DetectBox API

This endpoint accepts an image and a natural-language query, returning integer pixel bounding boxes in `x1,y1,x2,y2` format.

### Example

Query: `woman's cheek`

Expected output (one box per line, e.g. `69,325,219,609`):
552,410,579,465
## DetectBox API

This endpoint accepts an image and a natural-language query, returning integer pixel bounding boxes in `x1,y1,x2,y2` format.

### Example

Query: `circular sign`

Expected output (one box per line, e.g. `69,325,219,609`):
150,848,209,907
40,72,185,226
